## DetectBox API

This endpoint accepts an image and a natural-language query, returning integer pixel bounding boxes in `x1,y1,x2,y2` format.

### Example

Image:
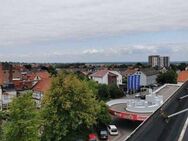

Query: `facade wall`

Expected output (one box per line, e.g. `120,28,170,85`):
160,56,170,68
91,71,122,85
140,72,147,86
92,77,103,84
134,71,157,86
0,87,17,110
146,75,157,85
110,71,122,85
148,56,160,67
33,91,43,108
108,75,117,85
133,71,147,86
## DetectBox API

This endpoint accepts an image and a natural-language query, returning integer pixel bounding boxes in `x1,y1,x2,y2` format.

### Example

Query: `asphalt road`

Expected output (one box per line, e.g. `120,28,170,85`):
108,117,141,141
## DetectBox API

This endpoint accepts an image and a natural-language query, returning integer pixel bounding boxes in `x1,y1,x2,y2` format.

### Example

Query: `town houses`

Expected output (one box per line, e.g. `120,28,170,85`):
0,63,52,110
0,57,187,111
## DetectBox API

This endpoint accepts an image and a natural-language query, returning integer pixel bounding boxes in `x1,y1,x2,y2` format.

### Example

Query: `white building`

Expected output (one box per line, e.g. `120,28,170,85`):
133,68,159,87
148,55,160,67
90,70,122,85
160,56,170,68
149,55,170,68
0,86,17,110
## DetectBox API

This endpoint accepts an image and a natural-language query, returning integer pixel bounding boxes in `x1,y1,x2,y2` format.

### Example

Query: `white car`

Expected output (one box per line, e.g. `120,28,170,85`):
107,125,118,136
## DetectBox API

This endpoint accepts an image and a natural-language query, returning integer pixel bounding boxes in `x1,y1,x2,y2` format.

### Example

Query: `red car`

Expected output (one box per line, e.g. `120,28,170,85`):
88,133,97,141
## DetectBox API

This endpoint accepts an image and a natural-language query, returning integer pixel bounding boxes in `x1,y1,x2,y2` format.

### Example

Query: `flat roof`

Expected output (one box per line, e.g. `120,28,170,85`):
110,84,180,114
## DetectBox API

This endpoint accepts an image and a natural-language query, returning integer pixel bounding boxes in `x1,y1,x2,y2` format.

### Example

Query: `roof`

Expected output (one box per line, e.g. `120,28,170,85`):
28,71,50,80
33,77,51,93
35,71,50,79
140,68,159,76
90,70,109,78
121,69,137,76
108,72,118,77
177,71,188,82
12,80,33,91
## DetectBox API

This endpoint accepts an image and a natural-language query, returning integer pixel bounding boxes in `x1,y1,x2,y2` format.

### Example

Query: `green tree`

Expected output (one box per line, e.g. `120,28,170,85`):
41,72,100,141
86,79,99,96
3,93,39,141
134,62,143,68
0,111,8,141
157,70,177,84
47,66,57,76
97,84,110,101
170,64,178,71
177,63,187,71
109,84,124,99
96,101,111,125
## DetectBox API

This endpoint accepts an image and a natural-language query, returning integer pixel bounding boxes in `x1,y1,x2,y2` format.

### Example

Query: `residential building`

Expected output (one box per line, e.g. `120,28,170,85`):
177,71,188,84
148,55,160,68
148,55,170,68
139,68,159,86
129,68,159,89
32,71,51,108
0,63,13,85
0,85,17,110
121,68,138,78
160,56,170,68
90,70,122,85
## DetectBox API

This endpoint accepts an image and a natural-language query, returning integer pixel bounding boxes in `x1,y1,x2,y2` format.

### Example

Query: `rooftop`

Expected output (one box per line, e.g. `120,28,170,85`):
140,68,159,76
90,70,109,78
177,71,188,83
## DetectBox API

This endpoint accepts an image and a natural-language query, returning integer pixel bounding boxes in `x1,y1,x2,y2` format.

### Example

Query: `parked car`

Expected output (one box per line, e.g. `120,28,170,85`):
107,125,118,136
88,133,97,141
95,123,108,140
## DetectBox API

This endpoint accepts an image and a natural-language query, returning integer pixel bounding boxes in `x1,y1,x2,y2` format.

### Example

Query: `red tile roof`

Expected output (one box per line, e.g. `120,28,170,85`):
35,71,50,79
90,70,109,78
12,80,33,90
33,77,51,93
28,71,50,81
177,71,188,83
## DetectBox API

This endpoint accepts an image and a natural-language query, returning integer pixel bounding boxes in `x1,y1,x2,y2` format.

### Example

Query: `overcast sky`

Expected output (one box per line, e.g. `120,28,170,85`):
0,0,188,63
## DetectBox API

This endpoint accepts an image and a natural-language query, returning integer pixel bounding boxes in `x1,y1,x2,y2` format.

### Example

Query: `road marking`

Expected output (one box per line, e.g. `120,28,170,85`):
178,116,188,141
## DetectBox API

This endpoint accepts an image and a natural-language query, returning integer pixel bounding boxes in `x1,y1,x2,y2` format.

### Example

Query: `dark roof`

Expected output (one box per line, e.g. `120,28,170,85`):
140,68,159,76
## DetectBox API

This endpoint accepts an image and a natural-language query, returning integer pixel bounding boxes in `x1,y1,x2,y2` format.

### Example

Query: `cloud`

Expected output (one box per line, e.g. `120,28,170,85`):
83,49,104,54
0,43,187,62
0,0,188,46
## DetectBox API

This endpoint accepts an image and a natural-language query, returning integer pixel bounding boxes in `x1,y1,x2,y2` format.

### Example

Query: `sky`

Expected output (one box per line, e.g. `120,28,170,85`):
0,0,188,63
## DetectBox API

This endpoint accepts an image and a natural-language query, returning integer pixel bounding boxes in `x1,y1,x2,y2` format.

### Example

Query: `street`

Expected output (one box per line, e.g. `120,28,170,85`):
108,117,141,141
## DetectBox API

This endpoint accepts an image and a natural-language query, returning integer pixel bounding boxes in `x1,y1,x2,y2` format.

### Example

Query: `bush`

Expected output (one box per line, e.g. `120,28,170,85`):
109,84,124,99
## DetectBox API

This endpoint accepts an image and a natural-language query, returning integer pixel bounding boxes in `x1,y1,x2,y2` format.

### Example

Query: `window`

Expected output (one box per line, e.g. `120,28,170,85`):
4,95,9,101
